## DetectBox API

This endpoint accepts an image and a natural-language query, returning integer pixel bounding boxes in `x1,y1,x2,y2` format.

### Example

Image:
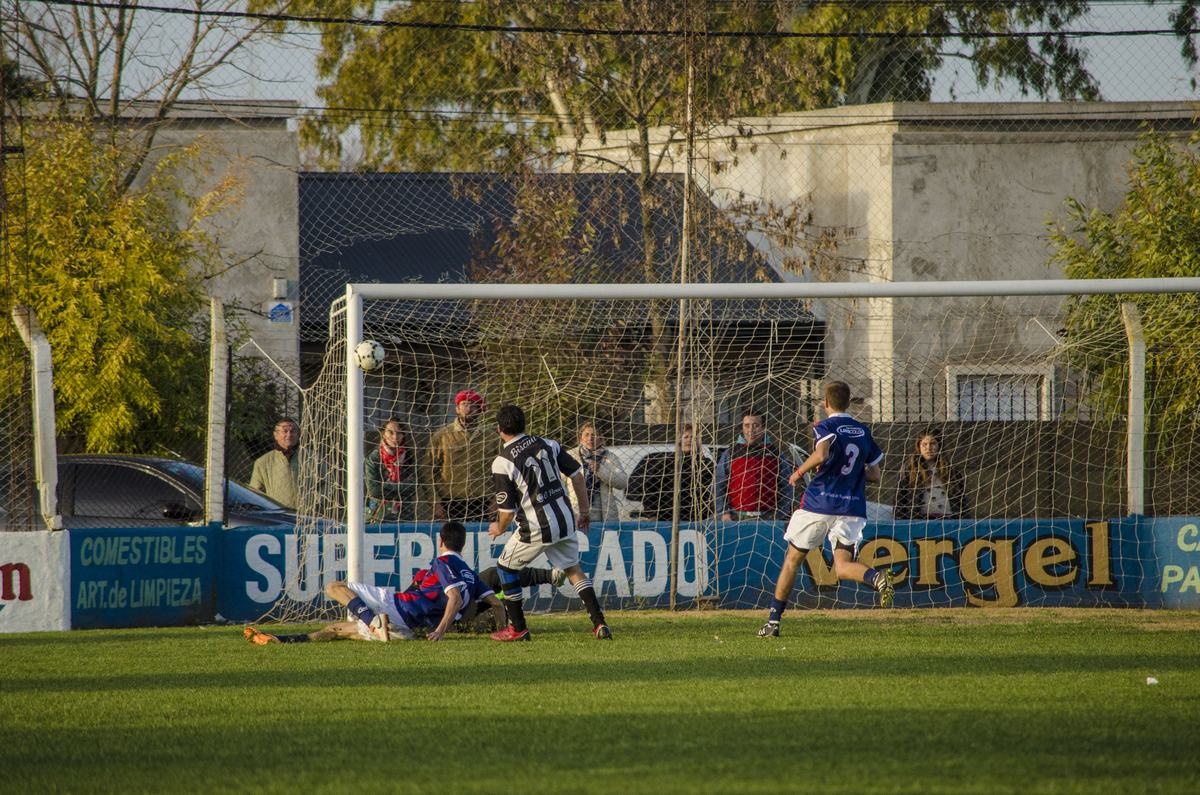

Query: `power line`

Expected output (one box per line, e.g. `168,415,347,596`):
35,0,1200,41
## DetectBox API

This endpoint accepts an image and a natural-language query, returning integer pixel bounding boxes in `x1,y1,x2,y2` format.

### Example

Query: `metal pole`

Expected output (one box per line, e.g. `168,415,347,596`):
1121,303,1145,516
204,298,228,526
346,286,365,584
349,277,1200,302
669,10,696,611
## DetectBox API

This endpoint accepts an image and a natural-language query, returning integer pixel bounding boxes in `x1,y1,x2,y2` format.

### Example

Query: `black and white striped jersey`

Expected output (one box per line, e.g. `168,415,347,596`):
491,434,582,543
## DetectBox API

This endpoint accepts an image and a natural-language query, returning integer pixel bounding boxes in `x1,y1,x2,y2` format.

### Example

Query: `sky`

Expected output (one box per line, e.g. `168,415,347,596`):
931,2,1197,102
153,1,1198,108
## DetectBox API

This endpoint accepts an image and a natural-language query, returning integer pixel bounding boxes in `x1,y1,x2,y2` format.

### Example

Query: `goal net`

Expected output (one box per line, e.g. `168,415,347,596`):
265,279,1200,623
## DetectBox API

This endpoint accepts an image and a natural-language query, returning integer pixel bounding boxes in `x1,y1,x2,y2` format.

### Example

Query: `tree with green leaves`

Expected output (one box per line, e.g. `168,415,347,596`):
284,0,1113,422
1050,130,1200,441
3,119,292,460
286,1,1108,171
5,1,297,192
3,3,296,461
2,121,225,452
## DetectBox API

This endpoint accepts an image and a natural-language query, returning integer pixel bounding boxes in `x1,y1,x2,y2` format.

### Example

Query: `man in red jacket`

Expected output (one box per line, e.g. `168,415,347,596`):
715,409,793,521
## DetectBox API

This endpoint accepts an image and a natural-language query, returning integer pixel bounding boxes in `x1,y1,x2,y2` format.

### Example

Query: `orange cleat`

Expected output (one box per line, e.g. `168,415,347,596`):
243,626,279,645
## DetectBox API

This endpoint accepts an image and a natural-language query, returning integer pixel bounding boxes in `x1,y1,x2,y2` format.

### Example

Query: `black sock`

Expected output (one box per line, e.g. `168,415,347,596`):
574,578,606,627
504,599,528,632
275,634,310,644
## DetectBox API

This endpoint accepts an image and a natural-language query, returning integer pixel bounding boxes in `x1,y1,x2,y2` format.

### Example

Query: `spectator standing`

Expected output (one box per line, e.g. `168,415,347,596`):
715,410,793,521
426,390,495,523
567,421,629,524
626,424,714,521
894,430,968,519
365,418,416,522
249,418,300,509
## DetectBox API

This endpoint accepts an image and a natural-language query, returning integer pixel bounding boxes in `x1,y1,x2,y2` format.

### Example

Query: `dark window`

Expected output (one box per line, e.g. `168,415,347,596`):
71,464,199,523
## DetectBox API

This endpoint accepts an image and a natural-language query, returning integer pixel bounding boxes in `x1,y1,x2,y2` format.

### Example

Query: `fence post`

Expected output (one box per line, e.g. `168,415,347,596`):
11,305,62,531
1120,303,1145,516
205,298,229,526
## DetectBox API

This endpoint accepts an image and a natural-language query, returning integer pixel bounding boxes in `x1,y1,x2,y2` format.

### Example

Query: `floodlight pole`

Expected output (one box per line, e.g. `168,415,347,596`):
11,305,62,531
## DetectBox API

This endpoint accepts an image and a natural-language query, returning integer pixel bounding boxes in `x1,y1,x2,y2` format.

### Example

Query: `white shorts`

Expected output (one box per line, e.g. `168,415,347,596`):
783,509,867,553
497,532,581,572
347,581,415,640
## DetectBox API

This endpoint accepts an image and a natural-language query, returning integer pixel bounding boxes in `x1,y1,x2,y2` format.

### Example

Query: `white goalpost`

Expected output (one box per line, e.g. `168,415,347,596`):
265,276,1200,624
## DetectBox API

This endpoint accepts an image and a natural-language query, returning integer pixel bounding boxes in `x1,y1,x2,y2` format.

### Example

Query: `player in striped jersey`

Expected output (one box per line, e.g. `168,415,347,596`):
244,521,500,644
487,404,613,641
758,381,895,638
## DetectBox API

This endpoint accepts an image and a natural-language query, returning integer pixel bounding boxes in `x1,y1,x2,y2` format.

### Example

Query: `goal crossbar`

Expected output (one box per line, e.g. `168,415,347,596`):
346,277,1200,303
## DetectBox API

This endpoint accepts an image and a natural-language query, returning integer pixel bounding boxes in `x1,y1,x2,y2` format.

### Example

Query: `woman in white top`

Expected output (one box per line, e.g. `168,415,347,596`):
895,430,967,520
567,422,629,525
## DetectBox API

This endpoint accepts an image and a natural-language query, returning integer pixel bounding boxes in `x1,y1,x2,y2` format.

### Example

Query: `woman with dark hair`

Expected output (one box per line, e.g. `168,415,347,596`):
894,430,967,520
365,418,417,522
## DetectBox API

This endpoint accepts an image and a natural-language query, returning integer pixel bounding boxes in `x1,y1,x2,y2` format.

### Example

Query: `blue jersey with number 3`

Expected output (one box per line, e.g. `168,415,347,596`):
801,413,882,518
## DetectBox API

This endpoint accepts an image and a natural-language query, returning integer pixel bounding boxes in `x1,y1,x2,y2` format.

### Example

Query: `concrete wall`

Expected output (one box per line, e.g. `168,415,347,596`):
882,105,1193,420
561,102,1199,423
133,101,301,387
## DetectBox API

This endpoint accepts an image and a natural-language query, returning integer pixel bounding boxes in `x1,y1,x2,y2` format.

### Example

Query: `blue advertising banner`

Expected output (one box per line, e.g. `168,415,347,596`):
216,522,711,622
215,517,1152,620
65,516,1200,628
69,527,216,629
1145,517,1200,609
713,517,1146,609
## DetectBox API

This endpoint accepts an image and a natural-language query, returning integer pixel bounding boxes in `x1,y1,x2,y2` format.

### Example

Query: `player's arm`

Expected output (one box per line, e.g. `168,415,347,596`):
864,451,884,484
488,508,516,538
480,592,506,628
556,447,591,530
427,586,464,642
488,466,519,538
789,435,833,486
569,470,591,531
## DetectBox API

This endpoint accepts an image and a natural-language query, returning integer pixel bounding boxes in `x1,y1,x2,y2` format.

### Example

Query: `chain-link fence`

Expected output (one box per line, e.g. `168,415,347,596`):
4,2,1200,536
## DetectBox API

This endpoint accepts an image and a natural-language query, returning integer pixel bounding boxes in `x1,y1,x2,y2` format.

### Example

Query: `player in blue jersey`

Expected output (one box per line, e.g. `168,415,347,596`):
244,521,502,644
758,381,895,638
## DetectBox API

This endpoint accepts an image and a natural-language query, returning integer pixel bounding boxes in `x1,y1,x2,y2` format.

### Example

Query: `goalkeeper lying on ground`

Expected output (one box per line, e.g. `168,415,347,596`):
245,521,504,644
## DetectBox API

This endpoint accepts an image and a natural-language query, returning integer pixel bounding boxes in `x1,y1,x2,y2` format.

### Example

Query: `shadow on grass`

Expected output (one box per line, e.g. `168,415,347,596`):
6,645,1197,695
4,702,1197,794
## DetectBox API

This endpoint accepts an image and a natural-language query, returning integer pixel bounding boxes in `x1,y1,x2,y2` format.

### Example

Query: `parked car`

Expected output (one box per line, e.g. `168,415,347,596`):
48,455,295,529
603,443,893,522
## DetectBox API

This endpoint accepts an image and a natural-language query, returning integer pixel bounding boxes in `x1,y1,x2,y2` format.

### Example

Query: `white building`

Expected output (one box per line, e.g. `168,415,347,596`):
561,101,1199,422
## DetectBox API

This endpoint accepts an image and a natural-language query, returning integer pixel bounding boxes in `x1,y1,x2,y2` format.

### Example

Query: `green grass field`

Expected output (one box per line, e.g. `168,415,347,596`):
3,610,1199,794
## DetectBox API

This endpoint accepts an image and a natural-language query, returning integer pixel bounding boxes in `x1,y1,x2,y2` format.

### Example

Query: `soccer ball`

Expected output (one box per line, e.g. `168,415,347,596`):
354,339,385,372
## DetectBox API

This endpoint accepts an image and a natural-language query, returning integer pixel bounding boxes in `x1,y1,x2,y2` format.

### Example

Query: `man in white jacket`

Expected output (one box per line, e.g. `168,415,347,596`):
567,422,628,525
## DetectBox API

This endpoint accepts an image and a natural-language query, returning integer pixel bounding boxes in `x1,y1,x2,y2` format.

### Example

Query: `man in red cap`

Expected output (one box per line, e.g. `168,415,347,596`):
425,389,496,524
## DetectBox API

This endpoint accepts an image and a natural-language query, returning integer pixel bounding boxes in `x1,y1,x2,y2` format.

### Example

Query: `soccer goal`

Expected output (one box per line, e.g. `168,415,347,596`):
264,277,1200,623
